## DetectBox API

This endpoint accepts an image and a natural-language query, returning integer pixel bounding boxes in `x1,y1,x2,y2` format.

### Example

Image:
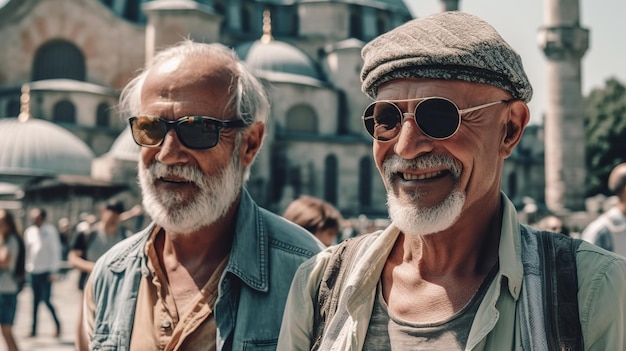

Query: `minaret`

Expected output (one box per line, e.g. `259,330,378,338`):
18,84,31,122
260,9,273,44
538,0,589,212
142,0,222,63
439,0,460,12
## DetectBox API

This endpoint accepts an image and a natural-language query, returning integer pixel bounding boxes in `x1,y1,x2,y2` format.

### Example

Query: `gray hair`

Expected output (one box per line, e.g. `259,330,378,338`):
119,40,269,181
118,39,269,126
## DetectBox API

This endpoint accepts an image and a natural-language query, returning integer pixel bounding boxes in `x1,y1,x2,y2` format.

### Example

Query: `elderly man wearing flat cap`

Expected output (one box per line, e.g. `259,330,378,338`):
278,11,626,351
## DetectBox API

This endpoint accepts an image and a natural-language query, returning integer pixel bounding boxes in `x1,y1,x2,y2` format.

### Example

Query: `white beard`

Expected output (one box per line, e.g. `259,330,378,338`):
138,138,243,236
384,154,465,236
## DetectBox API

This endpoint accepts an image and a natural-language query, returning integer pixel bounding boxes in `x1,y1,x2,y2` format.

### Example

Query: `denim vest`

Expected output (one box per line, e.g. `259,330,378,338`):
89,189,324,350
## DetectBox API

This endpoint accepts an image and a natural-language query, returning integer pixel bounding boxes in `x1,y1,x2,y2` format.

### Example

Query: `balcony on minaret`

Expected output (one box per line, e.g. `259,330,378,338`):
538,25,589,60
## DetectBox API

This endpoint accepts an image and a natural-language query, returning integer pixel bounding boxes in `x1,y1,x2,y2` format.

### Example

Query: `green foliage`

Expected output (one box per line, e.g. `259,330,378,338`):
584,78,626,196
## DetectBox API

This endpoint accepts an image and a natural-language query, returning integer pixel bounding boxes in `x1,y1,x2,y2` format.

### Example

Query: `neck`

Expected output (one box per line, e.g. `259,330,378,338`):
399,196,502,277
159,200,239,272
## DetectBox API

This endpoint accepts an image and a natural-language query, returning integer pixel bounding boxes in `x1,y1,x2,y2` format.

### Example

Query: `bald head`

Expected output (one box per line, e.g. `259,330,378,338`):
141,52,238,119
608,163,626,197
119,40,269,126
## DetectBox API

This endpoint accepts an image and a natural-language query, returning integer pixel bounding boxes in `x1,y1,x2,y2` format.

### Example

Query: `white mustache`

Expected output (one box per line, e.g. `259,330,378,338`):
148,163,204,184
383,154,461,179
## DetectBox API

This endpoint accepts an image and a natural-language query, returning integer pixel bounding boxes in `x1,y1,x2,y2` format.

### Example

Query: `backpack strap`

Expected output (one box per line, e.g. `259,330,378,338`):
536,230,584,350
311,234,371,351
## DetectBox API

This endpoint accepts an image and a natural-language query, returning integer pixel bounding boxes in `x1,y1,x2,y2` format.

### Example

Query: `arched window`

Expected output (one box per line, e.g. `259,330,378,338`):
359,157,372,207
32,40,86,81
241,6,252,33
6,99,20,117
214,0,226,15
96,103,110,127
290,8,299,36
324,155,338,205
376,13,388,35
53,100,76,124
286,105,317,133
349,8,363,39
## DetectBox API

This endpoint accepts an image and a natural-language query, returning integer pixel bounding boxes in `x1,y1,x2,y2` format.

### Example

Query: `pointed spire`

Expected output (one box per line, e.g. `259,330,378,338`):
260,9,273,44
18,84,31,122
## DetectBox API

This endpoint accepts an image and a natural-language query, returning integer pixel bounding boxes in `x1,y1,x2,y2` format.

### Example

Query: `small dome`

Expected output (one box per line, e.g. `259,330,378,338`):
107,126,140,161
235,40,324,83
0,118,95,177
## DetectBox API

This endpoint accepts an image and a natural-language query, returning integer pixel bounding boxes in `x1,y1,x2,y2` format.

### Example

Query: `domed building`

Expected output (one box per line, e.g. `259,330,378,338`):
0,103,128,226
0,0,547,228
0,0,415,224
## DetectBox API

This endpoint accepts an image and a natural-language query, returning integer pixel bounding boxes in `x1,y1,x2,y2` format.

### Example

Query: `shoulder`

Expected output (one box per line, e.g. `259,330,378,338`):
23,225,35,237
258,207,325,257
92,228,150,275
576,241,626,289
574,243,626,344
291,233,380,293
43,223,58,233
582,213,612,235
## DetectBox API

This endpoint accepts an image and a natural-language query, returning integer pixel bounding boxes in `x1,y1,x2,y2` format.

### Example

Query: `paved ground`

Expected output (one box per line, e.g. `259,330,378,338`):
1,269,81,351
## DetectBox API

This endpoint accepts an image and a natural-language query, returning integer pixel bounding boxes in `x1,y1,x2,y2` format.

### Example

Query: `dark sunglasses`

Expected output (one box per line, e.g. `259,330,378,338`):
362,97,508,141
128,115,247,149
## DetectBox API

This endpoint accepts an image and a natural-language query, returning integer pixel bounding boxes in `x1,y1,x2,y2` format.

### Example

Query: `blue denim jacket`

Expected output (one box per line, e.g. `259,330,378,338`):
88,189,324,350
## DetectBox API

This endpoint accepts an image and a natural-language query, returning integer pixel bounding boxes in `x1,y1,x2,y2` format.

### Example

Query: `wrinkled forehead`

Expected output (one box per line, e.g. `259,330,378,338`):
142,54,238,103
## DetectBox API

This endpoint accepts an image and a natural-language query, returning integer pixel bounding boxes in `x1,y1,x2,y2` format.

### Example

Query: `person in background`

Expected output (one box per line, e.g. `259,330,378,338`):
75,212,96,235
56,217,72,262
79,40,323,351
278,11,626,350
283,195,343,246
23,207,62,338
535,214,572,237
68,199,132,347
582,162,626,256
0,210,22,351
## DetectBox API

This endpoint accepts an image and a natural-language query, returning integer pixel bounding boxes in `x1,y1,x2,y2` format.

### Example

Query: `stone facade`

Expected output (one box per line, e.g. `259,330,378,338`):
0,0,546,229
538,0,589,212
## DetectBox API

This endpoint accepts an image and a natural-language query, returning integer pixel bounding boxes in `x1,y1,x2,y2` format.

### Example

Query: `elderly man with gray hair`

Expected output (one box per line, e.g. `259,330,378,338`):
278,11,626,351
78,40,324,351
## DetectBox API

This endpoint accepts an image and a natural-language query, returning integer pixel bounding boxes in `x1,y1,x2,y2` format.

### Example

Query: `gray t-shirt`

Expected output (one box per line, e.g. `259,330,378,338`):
72,226,129,290
0,235,19,293
363,265,497,350
582,207,626,257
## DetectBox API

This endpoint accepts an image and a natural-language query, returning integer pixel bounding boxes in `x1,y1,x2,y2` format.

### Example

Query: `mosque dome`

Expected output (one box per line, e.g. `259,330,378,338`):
107,126,139,161
0,118,95,177
235,40,326,86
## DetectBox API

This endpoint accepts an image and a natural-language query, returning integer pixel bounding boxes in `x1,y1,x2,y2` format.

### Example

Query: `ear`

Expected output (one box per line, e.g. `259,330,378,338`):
240,122,265,167
500,100,530,158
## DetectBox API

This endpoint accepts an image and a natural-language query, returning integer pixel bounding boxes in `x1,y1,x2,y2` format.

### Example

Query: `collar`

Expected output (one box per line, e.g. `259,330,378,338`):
345,192,524,305
495,192,524,300
105,189,268,292
223,188,269,293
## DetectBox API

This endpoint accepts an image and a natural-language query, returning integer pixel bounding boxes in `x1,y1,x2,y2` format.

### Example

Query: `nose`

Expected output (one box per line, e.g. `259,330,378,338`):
154,129,191,165
393,115,434,159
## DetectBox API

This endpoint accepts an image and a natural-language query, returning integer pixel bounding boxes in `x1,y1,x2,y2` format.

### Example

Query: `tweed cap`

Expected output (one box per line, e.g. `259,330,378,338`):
361,11,533,102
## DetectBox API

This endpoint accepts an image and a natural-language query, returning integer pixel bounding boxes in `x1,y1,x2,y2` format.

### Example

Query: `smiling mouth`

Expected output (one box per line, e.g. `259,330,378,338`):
400,170,449,181
158,176,193,184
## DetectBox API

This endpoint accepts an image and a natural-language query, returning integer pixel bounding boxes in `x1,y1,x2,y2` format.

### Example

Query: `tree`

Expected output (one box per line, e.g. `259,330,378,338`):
584,78,626,196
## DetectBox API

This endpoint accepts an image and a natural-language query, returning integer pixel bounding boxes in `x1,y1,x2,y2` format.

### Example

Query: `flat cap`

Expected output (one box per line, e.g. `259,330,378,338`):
361,11,533,102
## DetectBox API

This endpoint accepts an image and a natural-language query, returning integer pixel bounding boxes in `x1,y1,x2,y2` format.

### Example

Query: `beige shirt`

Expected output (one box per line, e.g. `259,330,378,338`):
85,228,228,351
278,193,626,350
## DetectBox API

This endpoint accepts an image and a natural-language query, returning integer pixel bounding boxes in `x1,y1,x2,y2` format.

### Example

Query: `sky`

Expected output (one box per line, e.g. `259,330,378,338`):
405,0,626,125
1,0,623,125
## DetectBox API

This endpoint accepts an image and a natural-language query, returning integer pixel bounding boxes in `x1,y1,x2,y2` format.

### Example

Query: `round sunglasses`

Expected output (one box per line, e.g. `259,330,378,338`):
362,97,508,141
128,115,247,149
